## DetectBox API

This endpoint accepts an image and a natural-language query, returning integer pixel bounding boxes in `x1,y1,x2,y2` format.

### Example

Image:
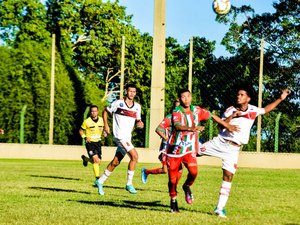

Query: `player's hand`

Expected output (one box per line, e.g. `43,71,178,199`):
104,125,110,134
226,124,240,132
280,89,291,100
232,111,241,118
136,120,144,129
85,137,91,143
0,129,4,135
195,126,205,132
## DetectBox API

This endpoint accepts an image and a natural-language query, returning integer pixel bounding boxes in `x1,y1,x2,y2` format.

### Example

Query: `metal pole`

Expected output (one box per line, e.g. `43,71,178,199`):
149,0,166,149
49,33,55,145
20,105,27,144
274,112,282,153
82,106,90,146
145,108,150,148
120,36,125,99
209,117,213,140
188,36,193,92
256,38,264,152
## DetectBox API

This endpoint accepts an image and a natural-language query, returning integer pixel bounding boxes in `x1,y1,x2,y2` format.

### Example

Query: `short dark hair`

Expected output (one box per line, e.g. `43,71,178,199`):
237,84,255,99
178,88,190,98
89,105,98,112
125,83,137,90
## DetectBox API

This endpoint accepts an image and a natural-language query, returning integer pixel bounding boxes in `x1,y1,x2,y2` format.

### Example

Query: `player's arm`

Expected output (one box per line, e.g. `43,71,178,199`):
102,108,111,134
264,89,291,114
155,128,168,142
211,114,239,132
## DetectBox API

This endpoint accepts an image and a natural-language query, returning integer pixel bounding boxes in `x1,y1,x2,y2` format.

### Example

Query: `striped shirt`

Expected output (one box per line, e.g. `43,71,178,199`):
167,105,211,157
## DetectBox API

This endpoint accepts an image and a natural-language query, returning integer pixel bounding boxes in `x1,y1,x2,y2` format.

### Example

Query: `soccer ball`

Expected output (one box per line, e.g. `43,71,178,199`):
212,0,231,15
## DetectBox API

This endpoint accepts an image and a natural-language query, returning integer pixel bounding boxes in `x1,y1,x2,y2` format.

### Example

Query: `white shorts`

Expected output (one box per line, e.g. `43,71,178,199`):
114,138,135,156
198,136,240,174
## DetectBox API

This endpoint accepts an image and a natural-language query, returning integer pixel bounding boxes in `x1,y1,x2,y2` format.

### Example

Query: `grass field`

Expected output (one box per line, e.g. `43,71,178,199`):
0,158,299,225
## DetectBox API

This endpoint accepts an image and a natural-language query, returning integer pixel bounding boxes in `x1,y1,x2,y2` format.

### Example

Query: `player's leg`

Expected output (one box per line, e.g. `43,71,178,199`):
125,147,138,194
91,142,102,179
214,144,240,218
96,147,125,195
167,156,182,213
182,153,198,204
142,153,167,181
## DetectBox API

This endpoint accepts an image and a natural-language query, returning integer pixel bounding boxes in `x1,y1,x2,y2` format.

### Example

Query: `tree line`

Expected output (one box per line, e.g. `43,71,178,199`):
0,0,299,152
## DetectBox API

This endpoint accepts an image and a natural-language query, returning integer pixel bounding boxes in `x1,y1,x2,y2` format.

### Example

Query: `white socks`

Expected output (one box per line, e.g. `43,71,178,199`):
98,169,111,184
127,170,135,186
216,180,232,210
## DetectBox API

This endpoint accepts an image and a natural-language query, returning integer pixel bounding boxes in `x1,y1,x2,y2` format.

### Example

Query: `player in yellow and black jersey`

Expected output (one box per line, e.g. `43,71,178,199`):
79,105,105,182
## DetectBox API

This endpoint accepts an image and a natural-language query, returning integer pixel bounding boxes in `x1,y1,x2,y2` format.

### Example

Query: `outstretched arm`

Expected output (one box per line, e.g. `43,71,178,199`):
264,89,291,114
212,114,239,132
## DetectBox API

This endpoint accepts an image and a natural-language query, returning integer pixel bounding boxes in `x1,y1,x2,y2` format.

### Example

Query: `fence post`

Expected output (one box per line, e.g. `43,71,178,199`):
145,108,150,148
274,112,282,153
20,105,27,144
82,106,90,146
209,117,213,140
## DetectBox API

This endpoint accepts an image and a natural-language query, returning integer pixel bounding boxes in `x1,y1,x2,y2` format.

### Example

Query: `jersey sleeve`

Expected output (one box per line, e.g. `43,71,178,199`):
198,108,211,121
257,107,265,116
81,120,87,130
136,103,142,121
156,114,171,132
172,111,182,126
106,100,118,114
223,106,235,119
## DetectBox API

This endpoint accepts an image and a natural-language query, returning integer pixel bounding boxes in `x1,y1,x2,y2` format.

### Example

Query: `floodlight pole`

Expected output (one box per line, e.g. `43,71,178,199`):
49,33,55,145
149,0,166,149
188,36,193,92
256,38,264,152
120,36,125,99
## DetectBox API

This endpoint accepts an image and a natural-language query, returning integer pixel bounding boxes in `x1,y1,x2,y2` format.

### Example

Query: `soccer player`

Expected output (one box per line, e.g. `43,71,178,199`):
167,89,238,213
96,84,144,195
141,100,181,184
197,86,291,218
79,105,104,184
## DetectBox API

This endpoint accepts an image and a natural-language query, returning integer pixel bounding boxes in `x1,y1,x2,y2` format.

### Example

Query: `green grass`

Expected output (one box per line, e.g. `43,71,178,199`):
0,159,300,225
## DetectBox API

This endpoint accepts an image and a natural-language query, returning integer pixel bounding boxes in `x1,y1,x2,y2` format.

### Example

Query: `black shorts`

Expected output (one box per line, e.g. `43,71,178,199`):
85,141,102,159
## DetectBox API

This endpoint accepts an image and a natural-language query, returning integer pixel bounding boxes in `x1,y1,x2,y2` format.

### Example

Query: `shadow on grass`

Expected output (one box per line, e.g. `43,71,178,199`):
71,199,169,212
103,185,166,193
29,175,80,181
29,186,90,195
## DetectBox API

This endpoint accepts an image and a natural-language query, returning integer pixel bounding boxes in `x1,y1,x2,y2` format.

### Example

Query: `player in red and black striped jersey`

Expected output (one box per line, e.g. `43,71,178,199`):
96,84,144,195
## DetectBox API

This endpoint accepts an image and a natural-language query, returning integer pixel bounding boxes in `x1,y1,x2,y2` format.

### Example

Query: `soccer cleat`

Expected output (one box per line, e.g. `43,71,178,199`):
95,179,104,195
170,199,179,213
214,208,227,218
141,168,148,184
81,155,88,167
125,184,137,194
182,184,194,204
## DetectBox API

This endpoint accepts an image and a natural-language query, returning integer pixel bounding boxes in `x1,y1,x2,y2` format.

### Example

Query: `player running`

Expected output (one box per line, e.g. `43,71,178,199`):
96,84,144,195
197,85,291,218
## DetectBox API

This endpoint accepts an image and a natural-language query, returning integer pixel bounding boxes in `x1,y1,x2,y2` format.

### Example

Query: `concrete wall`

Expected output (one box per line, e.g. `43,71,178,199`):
0,143,300,169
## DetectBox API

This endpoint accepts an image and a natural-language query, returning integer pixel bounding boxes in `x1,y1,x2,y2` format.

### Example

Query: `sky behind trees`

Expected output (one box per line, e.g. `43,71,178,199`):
118,0,276,57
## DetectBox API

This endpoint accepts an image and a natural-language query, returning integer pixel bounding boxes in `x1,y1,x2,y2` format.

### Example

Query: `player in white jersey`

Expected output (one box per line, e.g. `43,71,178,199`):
197,85,291,218
95,84,144,195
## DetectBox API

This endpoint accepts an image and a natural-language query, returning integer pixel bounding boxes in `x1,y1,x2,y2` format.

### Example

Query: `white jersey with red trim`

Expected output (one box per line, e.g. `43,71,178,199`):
218,104,265,145
107,99,141,140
